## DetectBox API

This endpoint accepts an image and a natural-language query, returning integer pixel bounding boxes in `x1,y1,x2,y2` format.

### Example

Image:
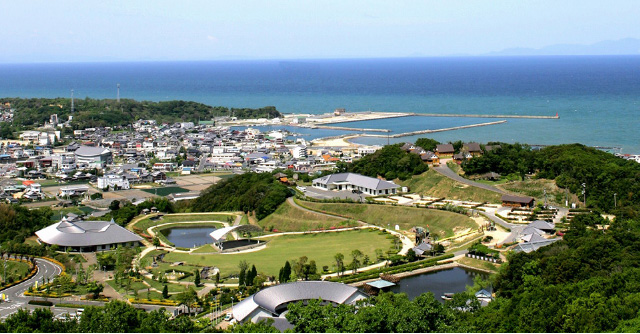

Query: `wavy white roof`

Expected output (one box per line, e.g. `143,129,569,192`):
35,218,142,247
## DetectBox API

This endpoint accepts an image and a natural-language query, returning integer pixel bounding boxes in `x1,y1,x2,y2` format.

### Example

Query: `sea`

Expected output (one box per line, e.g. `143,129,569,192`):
1,56,639,152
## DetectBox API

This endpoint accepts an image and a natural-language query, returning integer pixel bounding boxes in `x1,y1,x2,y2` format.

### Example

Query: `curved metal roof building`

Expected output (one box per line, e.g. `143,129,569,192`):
35,216,142,250
232,281,368,326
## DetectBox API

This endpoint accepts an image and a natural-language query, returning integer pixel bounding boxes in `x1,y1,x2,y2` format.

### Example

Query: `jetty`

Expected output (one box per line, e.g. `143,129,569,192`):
362,120,507,138
411,113,559,119
310,124,391,133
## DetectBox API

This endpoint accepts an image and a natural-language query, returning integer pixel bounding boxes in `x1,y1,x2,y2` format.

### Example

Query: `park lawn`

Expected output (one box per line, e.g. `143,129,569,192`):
143,278,190,294
258,200,355,232
105,279,148,296
3,261,32,281
191,244,217,253
300,201,476,238
141,186,189,196
153,229,393,277
133,213,236,231
456,256,500,273
399,169,502,203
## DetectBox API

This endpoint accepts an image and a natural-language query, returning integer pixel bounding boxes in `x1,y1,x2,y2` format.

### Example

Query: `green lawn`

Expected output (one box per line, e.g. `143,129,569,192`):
133,213,236,231
399,169,502,203
105,279,148,296
149,229,394,277
300,201,476,238
2,261,32,281
258,200,356,232
141,186,189,196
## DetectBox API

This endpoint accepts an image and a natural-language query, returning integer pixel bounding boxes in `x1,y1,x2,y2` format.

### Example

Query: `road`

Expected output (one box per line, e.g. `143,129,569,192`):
432,163,506,194
0,258,67,319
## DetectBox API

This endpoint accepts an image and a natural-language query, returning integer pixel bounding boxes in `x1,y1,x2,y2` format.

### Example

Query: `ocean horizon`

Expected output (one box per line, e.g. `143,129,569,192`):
1,56,638,152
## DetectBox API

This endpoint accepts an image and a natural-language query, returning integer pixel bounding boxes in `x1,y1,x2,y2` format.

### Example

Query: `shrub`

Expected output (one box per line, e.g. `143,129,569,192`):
28,300,53,306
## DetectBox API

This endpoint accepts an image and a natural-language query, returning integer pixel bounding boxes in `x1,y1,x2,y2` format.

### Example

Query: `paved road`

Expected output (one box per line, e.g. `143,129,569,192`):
0,258,66,319
433,163,506,194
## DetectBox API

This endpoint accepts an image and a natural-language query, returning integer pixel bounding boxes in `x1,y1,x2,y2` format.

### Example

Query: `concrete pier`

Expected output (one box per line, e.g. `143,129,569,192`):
362,120,507,138
411,113,559,119
310,124,391,132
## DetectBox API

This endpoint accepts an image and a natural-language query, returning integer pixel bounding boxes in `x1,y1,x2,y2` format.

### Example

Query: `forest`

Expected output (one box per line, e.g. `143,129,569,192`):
1,97,282,133
190,172,292,220
339,143,428,181
461,143,640,215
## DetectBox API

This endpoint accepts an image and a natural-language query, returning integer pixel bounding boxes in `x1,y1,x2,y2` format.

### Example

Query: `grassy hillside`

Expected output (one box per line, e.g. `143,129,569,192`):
299,201,476,238
398,169,502,203
258,200,356,232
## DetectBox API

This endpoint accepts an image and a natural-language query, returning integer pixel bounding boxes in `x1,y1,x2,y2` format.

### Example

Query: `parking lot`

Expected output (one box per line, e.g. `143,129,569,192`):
303,186,365,201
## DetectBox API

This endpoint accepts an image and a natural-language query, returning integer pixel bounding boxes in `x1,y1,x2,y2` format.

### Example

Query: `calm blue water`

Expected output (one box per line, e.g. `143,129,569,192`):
161,227,214,248
1,57,639,152
391,267,488,302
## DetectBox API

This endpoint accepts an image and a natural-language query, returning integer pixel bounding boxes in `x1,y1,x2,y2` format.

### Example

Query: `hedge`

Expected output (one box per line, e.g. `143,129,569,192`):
28,300,53,306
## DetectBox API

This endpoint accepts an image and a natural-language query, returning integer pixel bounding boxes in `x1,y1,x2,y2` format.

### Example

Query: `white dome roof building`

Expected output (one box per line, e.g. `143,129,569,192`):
35,216,142,252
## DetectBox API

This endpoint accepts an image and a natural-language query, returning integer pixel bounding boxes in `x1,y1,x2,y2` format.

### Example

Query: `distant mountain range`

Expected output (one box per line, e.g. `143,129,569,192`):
485,38,640,56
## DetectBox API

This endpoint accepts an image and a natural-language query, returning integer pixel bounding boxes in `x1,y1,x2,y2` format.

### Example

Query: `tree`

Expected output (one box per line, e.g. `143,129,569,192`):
238,268,246,286
162,285,169,299
334,253,345,276
152,237,160,249
406,248,417,262
350,249,363,273
176,287,198,315
415,138,441,152
280,261,292,282
86,281,104,299
194,269,201,286
215,272,220,285
109,200,121,211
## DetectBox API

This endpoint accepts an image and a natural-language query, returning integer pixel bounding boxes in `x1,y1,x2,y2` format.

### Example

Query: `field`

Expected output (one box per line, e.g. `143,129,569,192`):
399,169,502,203
456,256,500,273
148,229,394,277
132,213,237,231
299,201,476,238
141,186,189,196
258,200,356,232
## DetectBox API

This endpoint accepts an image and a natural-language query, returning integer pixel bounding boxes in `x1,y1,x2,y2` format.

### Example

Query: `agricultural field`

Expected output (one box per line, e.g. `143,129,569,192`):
141,186,189,196
146,229,395,277
399,169,502,203
258,200,356,232
299,201,476,238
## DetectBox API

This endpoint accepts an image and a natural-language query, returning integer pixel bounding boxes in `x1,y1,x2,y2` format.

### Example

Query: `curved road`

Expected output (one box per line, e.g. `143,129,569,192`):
0,258,65,319
433,163,506,194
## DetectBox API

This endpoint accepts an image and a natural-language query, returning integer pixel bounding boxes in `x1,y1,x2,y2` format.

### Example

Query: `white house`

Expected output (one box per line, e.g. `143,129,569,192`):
97,174,130,190
312,172,400,196
292,145,308,159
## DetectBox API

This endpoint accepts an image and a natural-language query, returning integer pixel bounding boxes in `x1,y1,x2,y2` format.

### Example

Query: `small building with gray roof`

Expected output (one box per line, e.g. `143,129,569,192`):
312,172,399,196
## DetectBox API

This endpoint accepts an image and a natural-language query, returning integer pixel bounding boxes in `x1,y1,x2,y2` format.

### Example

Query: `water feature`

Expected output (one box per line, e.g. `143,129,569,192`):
390,267,488,302
160,226,216,248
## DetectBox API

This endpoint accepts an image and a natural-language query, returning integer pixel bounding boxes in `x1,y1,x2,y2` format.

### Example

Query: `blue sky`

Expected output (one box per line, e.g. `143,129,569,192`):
1,0,638,62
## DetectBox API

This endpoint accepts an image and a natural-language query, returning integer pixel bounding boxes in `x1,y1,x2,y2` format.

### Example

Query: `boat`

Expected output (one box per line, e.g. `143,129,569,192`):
440,293,455,300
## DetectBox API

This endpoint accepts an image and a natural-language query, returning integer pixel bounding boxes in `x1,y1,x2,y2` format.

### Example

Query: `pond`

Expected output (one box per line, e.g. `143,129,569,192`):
390,267,488,302
160,226,216,248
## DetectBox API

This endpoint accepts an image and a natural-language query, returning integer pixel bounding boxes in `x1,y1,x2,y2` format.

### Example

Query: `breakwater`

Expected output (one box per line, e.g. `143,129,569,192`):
411,113,559,119
310,124,391,132
362,120,507,138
